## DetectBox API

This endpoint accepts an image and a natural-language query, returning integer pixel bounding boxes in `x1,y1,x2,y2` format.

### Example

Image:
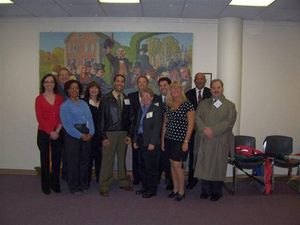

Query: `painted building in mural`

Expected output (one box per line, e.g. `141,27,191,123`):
63,32,120,67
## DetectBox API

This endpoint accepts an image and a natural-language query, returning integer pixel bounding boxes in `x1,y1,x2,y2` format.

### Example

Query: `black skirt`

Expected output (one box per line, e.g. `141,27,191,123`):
164,137,188,162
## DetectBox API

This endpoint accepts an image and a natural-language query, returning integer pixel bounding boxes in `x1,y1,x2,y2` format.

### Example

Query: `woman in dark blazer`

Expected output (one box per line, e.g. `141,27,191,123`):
83,81,102,185
133,87,162,198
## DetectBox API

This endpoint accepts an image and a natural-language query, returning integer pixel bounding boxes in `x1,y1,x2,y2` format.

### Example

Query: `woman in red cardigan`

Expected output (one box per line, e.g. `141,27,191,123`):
35,74,64,195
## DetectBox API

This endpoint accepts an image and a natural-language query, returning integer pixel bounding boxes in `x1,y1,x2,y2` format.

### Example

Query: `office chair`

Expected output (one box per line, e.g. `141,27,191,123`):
224,135,265,194
263,135,300,193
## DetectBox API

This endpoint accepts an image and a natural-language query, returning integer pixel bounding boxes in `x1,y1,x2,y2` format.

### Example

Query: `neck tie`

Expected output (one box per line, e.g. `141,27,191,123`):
198,90,202,103
117,95,122,121
163,96,166,103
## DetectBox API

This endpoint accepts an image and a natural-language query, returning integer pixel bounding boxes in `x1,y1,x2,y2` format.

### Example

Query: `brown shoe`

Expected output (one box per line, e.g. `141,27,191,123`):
120,185,134,191
100,190,108,197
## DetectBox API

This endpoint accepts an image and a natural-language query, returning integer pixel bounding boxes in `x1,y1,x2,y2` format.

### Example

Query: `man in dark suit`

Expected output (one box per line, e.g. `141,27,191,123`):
57,68,70,101
57,68,71,182
185,72,212,189
128,76,150,185
154,77,174,190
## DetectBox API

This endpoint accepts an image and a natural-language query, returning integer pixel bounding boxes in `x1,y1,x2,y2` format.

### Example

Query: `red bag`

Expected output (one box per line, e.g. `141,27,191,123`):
235,145,272,195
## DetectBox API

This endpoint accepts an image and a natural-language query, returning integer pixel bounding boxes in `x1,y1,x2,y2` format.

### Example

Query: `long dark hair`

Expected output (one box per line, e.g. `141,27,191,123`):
84,81,102,101
40,74,59,94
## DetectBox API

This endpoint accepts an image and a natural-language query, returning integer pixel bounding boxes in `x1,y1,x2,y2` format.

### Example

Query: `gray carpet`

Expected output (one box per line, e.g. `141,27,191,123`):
0,174,299,225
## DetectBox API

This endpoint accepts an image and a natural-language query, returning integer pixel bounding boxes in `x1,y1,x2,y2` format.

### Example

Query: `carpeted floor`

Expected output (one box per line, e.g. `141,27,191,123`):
0,174,299,225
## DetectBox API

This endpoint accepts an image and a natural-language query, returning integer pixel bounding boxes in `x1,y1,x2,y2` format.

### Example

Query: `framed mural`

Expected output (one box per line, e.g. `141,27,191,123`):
39,32,193,95
204,73,212,88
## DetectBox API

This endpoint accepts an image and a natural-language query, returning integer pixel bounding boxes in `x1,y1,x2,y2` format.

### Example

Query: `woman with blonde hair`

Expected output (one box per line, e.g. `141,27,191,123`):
161,81,195,201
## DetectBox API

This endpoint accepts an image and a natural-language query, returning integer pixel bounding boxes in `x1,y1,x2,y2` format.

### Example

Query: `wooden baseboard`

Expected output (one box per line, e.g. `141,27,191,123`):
0,169,38,175
0,168,297,181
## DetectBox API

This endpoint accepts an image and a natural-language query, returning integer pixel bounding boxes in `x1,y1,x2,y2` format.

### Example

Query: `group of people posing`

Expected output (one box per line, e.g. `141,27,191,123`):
35,67,237,202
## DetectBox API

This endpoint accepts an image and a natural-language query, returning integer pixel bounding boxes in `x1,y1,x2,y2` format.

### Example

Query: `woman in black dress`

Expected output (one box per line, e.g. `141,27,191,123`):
161,81,195,201
83,81,102,185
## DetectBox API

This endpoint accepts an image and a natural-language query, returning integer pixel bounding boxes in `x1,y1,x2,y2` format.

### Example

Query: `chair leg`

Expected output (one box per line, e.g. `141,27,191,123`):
224,162,236,195
286,165,300,194
270,159,275,191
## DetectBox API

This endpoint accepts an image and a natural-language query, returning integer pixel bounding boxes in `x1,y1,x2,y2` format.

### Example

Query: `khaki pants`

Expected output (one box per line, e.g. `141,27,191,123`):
99,131,129,191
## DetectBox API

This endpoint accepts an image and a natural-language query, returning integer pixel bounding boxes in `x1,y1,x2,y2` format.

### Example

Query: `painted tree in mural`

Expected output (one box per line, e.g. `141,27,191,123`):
39,47,64,78
162,36,180,65
145,36,162,67
187,45,193,64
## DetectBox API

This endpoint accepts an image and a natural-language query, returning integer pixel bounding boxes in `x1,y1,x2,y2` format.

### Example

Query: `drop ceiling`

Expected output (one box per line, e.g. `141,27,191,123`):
0,0,299,22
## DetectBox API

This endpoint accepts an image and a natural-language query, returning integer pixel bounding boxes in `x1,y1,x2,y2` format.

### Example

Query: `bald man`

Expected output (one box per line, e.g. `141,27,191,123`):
185,73,212,190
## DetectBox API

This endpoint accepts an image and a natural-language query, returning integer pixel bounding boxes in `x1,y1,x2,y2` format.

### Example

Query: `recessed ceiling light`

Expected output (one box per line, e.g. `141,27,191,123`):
229,0,275,7
0,0,14,4
99,0,140,3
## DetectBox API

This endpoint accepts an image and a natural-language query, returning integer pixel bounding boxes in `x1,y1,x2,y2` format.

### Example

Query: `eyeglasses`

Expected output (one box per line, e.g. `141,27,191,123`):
69,87,79,90
44,81,54,84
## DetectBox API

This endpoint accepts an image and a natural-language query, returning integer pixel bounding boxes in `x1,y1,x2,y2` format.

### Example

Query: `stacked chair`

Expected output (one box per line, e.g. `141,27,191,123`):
263,135,300,193
224,135,266,194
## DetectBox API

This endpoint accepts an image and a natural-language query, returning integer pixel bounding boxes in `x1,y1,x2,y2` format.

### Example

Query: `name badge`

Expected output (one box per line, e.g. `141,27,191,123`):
214,100,222,108
154,102,159,107
124,99,130,105
146,112,153,119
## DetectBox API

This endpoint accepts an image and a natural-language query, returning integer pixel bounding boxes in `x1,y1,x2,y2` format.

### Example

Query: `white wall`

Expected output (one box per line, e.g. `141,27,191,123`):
0,18,218,170
0,18,299,176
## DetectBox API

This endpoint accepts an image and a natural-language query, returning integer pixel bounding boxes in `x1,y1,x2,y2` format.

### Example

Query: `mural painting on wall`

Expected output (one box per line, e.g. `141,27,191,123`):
40,32,193,95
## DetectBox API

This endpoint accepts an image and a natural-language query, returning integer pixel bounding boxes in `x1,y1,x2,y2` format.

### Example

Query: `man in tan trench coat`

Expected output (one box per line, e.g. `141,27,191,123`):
194,79,237,201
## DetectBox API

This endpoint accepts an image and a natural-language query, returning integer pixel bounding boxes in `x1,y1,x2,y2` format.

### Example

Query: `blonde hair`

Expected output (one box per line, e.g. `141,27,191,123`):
166,80,188,107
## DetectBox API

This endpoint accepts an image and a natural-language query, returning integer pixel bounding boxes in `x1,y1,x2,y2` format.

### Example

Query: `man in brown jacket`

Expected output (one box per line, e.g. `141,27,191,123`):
194,79,237,201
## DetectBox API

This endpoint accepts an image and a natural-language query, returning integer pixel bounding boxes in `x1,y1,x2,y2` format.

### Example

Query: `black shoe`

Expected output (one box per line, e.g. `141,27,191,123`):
42,189,51,195
210,194,221,201
142,192,156,198
133,180,140,185
186,182,193,189
166,184,174,190
167,191,178,198
200,193,209,199
136,189,147,195
174,193,185,201
51,188,61,193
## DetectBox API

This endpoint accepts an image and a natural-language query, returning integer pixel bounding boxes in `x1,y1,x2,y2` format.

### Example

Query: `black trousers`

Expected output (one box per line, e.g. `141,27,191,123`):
158,149,173,186
137,136,160,194
37,130,61,192
88,134,102,183
188,132,198,183
132,143,141,182
201,179,224,196
63,130,91,193
61,128,68,180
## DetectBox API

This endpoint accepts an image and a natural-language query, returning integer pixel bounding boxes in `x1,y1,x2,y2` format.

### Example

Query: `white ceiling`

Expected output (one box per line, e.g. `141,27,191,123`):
0,0,300,22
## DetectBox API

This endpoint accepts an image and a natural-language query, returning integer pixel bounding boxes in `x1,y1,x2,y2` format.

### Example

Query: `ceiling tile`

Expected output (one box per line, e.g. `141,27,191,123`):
269,0,300,9
142,0,185,4
186,0,231,5
20,4,71,17
219,6,265,20
143,3,183,18
101,4,142,17
257,8,300,21
0,5,34,17
13,0,56,4
289,13,300,22
60,4,106,17
55,0,101,4
182,4,225,19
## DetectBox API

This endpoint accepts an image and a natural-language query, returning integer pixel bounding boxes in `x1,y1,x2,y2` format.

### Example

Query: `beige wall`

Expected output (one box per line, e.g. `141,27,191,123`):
0,18,299,176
